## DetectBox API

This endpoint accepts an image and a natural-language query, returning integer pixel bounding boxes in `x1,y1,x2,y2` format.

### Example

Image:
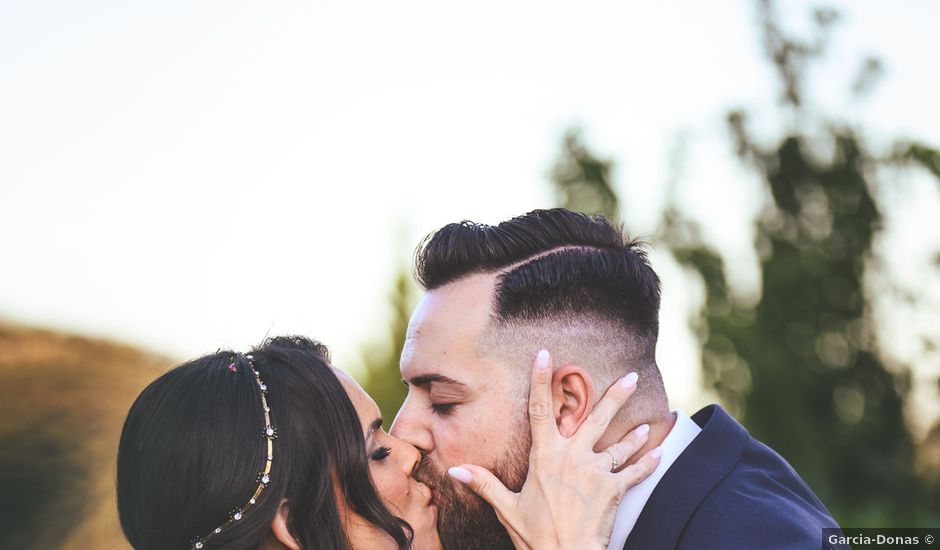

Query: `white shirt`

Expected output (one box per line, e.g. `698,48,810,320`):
606,410,703,550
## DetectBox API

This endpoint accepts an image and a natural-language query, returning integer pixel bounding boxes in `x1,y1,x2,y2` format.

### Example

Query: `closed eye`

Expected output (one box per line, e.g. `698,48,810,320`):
370,446,392,461
431,403,456,415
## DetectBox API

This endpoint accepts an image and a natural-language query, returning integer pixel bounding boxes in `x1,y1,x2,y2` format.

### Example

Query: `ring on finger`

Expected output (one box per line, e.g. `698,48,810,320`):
603,449,619,472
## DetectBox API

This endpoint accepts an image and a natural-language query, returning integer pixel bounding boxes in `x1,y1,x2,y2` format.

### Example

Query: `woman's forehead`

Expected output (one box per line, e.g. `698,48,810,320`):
331,366,381,424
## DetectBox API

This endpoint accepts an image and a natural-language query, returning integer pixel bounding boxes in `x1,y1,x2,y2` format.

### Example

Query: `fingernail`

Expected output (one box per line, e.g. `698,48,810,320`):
536,349,551,371
448,466,473,483
650,447,663,459
634,423,650,437
620,372,638,389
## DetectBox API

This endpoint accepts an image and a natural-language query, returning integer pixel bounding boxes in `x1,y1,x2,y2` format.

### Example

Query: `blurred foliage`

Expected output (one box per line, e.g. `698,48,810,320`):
550,0,940,528
0,324,170,549
360,268,416,430
902,143,940,181
552,129,620,221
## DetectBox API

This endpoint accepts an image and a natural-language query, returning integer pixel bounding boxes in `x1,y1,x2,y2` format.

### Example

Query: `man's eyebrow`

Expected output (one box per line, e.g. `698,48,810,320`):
405,374,466,387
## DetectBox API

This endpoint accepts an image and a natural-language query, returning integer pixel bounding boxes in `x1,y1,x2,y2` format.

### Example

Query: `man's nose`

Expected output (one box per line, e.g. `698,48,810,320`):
390,401,433,453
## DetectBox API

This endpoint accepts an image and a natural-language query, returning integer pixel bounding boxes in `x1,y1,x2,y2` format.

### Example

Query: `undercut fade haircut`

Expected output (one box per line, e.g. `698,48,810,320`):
415,208,665,410
416,208,660,338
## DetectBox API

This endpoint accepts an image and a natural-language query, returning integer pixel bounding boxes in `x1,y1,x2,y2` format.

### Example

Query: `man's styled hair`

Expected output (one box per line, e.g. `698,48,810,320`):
415,208,666,413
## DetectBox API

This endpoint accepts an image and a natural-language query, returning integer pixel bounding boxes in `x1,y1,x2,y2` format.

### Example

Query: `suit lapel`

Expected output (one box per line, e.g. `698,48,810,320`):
623,405,749,550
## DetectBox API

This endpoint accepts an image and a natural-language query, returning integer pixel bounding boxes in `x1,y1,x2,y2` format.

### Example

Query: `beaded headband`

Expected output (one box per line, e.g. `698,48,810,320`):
190,353,278,550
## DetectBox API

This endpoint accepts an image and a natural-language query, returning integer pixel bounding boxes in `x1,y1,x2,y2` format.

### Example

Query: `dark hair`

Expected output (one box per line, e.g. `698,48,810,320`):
415,208,661,343
117,336,412,550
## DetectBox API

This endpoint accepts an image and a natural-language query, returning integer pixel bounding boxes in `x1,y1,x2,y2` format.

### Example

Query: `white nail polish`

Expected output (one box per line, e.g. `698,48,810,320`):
635,423,650,437
448,467,473,483
536,350,551,371
621,372,638,388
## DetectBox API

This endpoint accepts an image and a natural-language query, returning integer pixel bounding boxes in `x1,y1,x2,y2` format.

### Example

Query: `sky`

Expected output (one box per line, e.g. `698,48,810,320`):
2,0,939,430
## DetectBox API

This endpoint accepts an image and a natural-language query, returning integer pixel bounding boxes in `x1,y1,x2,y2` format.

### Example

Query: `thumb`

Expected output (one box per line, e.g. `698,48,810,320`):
448,464,516,514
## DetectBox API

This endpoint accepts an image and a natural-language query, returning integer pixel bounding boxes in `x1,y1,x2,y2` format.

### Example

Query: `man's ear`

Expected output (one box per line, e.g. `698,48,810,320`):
270,499,301,550
551,365,595,438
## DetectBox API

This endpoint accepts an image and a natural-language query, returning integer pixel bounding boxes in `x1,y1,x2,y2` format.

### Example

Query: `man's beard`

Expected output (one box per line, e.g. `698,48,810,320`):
412,428,530,550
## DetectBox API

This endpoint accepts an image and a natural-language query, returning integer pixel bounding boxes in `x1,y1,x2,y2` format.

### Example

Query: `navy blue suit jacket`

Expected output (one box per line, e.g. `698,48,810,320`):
623,405,839,550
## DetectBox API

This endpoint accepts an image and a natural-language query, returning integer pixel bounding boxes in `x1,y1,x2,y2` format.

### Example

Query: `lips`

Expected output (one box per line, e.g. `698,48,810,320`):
412,457,450,508
416,481,435,506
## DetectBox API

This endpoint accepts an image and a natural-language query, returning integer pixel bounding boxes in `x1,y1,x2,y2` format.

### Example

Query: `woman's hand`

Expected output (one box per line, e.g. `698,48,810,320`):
446,349,661,550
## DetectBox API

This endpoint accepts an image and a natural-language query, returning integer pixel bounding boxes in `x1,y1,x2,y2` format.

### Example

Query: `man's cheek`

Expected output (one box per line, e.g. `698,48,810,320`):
438,422,501,464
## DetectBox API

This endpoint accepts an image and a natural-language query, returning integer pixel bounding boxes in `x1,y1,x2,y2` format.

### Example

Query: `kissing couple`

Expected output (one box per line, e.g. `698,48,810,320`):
117,209,839,549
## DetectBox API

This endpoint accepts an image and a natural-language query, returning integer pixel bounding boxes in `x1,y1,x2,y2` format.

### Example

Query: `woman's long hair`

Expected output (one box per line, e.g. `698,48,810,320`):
117,335,413,549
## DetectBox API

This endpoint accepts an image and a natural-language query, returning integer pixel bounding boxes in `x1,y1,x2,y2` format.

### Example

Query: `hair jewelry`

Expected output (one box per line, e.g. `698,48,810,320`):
191,353,277,549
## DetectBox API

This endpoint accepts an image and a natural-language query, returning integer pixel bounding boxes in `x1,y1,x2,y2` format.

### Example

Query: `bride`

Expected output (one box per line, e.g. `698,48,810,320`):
117,335,660,549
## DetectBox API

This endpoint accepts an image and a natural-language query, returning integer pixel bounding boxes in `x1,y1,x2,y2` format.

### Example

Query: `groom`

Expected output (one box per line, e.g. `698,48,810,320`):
391,208,839,549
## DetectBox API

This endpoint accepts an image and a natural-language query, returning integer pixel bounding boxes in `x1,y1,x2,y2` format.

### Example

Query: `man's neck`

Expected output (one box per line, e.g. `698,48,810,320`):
625,410,676,466
593,408,676,465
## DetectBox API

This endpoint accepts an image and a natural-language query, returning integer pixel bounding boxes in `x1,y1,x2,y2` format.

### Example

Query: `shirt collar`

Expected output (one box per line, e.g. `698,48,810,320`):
606,410,703,550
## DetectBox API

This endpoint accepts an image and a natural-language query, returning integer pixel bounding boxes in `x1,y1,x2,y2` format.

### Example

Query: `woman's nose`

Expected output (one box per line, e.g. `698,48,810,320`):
394,436,422,475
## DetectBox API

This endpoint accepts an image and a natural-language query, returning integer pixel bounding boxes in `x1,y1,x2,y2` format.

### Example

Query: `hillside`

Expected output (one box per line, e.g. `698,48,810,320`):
0,323,172,550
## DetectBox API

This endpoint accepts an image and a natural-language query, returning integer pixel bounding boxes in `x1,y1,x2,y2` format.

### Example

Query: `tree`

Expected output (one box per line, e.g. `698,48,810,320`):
661,0,940,526
549,0,940,526
551,128,620,221
360,268,414,429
